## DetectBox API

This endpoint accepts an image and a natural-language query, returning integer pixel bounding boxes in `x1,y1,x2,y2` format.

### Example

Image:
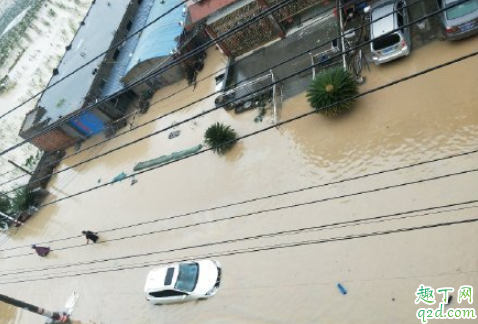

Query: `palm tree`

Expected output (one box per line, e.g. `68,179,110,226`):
306,67,358,117
204,122,237,155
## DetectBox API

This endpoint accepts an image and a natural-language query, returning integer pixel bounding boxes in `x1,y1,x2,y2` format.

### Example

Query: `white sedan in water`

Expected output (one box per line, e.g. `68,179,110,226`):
144,260,221,305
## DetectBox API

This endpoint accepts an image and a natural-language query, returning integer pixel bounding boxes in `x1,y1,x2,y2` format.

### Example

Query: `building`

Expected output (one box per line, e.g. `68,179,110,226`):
185,0,329,57
19,0,188,152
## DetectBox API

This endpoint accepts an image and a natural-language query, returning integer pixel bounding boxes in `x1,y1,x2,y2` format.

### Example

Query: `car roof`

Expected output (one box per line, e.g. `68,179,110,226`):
144,264,179,292
371,1,398,37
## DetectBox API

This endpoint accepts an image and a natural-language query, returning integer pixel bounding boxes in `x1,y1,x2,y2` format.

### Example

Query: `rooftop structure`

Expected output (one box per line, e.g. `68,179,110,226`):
19,0,189,152
185,0,327,57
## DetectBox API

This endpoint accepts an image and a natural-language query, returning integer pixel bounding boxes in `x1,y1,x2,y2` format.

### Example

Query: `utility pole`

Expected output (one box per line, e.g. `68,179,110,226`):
336,0,348,71
0,294,70,323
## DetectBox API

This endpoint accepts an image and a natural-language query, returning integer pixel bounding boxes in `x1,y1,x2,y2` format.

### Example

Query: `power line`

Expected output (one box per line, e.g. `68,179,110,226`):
0,0,434,190
1,145,477,253
0,41,475,259
0,0,470,196
2,166,477,261
34,49,478,212
0,2,339,189
1,199,476,277
1,215,477,285
0,168,17,178
0,0,473,252
0,0,300,155
0,0,190,121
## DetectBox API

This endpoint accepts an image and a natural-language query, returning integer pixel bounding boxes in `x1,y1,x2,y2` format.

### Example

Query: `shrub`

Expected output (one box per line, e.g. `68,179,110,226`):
10,188,34,215
0,195,11,229
306,67,358,117
204,122,237,155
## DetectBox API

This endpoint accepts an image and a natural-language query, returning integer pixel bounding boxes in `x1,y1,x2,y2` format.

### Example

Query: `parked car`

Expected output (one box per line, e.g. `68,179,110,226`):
370,0,411,64
437,0,478,40
144,260,221,305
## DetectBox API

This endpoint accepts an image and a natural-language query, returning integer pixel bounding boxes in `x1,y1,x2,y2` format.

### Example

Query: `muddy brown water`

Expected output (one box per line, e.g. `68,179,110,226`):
0,38,477,324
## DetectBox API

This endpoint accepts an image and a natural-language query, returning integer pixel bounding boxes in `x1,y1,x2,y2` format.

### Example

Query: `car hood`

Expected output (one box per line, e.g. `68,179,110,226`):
193,260,219,295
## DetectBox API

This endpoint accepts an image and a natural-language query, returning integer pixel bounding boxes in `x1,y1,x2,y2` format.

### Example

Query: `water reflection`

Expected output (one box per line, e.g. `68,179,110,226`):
0,303,19,324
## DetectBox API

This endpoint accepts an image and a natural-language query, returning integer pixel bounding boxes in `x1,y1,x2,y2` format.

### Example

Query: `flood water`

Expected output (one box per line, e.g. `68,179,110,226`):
0,36,477,324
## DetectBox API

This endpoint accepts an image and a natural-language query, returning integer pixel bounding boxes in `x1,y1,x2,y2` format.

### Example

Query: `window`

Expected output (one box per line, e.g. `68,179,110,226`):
110,98,119,107
149,290,187,298
372,34,401,50
164,267,174,285
397,11,404,28
99,79,107,91
126,19,133,31
138,0,143,4
396,2,404,29
175,263,199,292
445,0,478,19
112,49,120,61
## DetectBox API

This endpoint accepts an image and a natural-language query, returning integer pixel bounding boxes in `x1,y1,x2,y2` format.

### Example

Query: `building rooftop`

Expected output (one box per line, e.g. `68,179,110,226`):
186,0,240,26
104,0,185,95
36,0,132,124
124,0,184,81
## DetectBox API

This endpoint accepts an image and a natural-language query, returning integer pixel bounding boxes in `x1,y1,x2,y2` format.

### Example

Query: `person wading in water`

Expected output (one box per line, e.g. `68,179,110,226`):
31,244,50,257
82,230,99,244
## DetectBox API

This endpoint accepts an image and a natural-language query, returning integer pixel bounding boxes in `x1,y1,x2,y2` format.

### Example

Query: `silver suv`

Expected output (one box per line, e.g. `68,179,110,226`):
437,0,478,40
370,0,411,64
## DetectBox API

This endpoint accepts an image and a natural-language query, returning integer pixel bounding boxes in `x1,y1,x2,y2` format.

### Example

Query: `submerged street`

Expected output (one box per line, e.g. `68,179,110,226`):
1,23,478,324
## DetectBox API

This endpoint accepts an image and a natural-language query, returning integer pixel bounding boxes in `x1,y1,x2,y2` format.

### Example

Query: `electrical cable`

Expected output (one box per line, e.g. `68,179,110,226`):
0,43,475,259
0,169,17,178
0,0,302,155
0,0,190,120
0,0,470,196
0,0,435,188
2,0,464,161
1,215,477,285
0,0,470,193
1,166,477,261
2,145,477,254
0,0,474,254
0,199,476,277
0,2,340,189
33,49,478,212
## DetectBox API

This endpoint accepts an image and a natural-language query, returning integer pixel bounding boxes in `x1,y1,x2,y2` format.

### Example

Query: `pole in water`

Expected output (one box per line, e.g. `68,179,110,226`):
0,294,70,323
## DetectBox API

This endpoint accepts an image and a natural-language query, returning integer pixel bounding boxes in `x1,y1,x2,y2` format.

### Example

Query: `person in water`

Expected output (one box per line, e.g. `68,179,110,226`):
32,244,50,257
82,230,99,244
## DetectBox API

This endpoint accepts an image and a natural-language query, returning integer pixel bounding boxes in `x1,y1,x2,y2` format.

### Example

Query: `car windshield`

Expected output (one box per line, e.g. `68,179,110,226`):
446,0,478,19
174,263,199,292
372,33,401,50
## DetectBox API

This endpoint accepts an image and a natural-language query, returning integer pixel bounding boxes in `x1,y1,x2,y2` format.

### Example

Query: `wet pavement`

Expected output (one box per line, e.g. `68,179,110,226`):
0,28,477,324
228,0,446,104
230,7,339,99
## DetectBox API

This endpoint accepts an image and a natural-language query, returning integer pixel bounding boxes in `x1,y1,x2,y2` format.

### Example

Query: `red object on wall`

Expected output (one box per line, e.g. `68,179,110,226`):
187,0,240,25
30,128,76,152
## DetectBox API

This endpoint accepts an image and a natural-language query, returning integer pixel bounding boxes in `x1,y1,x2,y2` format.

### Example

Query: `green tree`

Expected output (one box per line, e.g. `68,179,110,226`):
0,194,11,229
306,67,358,117
204,122,237,155
10,188,33,215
